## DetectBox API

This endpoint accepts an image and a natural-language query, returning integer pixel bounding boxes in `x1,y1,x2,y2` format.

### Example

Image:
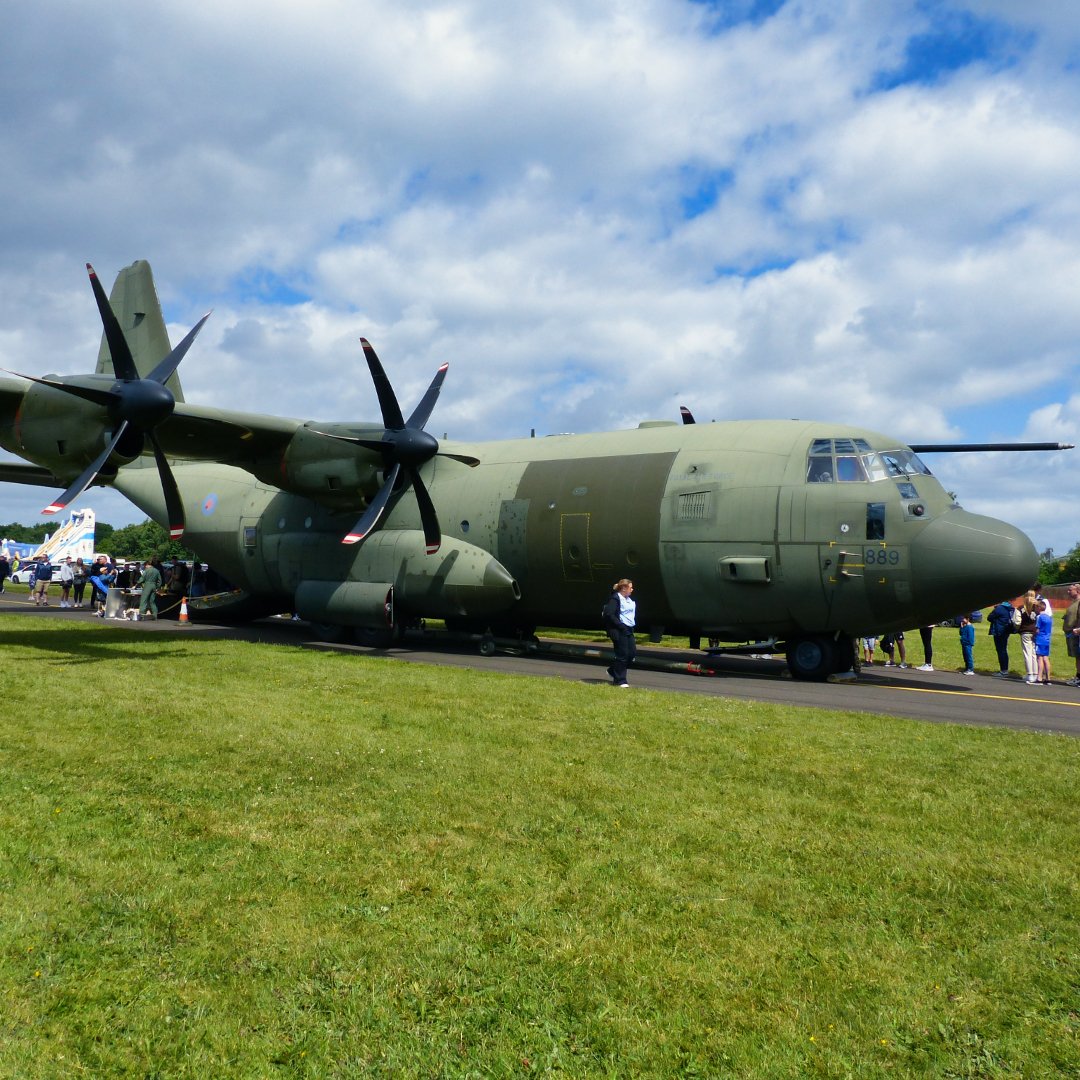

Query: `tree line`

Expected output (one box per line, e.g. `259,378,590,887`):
0,520,194,563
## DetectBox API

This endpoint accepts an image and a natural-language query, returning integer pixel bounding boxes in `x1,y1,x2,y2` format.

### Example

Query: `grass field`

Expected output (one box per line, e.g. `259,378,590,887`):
0,613,1077,1077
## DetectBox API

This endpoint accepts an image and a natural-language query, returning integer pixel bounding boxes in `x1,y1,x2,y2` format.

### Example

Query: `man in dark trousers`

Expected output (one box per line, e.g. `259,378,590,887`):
602,578,637,688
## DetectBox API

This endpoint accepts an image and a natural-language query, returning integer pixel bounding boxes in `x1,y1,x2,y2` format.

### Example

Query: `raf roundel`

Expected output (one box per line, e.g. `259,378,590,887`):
201,494,218,516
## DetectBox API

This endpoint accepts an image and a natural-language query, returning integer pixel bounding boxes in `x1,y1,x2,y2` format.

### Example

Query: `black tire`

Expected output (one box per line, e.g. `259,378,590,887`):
309,621,349,644
786,635,836,681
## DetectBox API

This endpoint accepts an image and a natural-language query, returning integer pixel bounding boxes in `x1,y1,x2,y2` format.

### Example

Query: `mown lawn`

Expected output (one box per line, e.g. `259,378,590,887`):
0,615,1076,1077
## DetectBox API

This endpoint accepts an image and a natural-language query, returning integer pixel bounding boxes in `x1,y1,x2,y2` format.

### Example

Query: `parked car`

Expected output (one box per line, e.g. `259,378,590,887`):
9,566,37,585
939,610,984,628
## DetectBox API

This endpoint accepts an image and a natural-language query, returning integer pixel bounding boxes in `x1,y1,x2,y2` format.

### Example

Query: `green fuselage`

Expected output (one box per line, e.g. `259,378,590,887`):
109,417,1037,643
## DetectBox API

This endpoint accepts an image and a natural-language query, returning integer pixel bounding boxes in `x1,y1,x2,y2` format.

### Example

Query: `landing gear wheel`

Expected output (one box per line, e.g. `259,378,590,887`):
355,621,403,649
310,621,348,644
786,635,836,681
478,635,496,657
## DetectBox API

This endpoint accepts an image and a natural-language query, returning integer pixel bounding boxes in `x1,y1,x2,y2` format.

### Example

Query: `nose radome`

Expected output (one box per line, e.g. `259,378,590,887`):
910,509,1039,618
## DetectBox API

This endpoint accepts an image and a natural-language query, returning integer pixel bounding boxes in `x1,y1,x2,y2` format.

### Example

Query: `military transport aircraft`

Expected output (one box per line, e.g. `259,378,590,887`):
0,261,1066,679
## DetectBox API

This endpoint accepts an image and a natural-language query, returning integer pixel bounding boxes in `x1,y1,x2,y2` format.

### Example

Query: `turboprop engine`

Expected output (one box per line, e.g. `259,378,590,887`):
294,530,521,629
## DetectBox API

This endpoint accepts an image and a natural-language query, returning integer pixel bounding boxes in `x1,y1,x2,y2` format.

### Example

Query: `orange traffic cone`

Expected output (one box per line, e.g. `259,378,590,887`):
179,596,190,625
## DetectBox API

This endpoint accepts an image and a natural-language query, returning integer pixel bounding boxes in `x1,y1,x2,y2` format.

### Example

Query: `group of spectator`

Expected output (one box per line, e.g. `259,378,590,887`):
858,585,1079,684
0,553,195,621
989,585,1080,686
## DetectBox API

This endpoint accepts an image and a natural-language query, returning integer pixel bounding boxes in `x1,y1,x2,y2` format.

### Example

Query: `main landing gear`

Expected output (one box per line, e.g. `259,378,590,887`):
785,633,855,681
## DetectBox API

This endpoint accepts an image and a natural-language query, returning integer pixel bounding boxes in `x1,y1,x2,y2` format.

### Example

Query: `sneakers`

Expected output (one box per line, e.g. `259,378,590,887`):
962,669,975,675
1024,675,1037,684
1066,677,1080,687
993,671,1008,678
883,660,894,667
617,683,630,688
917,663,934,672
898,662,908,669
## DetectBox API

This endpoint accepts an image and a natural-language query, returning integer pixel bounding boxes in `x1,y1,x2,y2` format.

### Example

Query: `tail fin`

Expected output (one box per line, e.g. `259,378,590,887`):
94,260,185,403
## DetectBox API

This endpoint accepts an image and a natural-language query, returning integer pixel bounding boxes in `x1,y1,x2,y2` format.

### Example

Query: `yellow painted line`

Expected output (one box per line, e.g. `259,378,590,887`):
885,684,1080,708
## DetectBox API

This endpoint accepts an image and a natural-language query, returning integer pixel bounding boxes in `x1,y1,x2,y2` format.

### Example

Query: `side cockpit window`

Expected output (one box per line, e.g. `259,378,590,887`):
807,439,834,483
866,502,886,540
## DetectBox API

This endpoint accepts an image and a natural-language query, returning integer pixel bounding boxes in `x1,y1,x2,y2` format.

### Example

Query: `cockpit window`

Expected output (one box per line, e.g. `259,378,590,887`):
836,455,867,482
806,440,933,484
875,450,932,478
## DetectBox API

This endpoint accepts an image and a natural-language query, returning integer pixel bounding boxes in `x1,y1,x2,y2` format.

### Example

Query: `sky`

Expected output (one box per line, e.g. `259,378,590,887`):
0,0,1077,556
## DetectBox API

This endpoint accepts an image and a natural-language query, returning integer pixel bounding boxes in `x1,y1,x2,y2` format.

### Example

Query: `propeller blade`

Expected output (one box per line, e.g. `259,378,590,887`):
406,362,449,430
361,338,405,431
409,469,441,554
148,432,186,540
146,311,213,385
342,462,402,545
2,371,117,409
437,451,481,468
87,264,139,381
42,421,128,516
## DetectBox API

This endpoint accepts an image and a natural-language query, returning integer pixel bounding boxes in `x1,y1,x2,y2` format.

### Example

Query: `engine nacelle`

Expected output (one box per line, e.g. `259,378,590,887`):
259,425,382,508
295,580,394,628
6,380,132,477
295,530,521,626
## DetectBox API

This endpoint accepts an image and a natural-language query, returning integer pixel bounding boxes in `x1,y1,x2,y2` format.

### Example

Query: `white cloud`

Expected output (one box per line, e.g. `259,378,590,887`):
0,1,1078,556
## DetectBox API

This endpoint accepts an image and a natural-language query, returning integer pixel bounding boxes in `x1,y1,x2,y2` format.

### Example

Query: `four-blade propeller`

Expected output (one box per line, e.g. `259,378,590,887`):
322,338,478,552
19,264,210,539
20,265,469,552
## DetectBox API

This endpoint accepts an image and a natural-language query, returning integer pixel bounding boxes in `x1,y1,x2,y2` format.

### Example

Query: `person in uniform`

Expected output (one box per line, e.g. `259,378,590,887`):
137,560,163,620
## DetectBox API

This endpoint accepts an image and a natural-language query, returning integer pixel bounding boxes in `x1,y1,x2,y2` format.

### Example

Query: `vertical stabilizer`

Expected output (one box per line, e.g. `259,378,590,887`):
94,260,185,403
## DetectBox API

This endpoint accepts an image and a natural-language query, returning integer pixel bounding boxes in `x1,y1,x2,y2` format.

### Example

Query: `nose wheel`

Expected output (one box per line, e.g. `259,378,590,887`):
786,633,854,680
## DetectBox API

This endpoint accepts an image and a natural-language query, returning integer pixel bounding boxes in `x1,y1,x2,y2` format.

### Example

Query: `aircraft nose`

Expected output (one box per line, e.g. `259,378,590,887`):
909,509,1039,617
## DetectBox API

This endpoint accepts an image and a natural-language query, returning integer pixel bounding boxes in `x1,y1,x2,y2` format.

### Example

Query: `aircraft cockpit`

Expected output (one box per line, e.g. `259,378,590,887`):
805,438,932,485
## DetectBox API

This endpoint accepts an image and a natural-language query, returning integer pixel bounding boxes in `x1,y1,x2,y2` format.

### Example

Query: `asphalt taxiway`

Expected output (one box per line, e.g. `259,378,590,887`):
3,597,1078,736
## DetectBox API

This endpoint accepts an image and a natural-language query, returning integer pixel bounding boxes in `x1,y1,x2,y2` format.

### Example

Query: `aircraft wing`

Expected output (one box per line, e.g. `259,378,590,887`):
0,460,61,487
155,403,305,465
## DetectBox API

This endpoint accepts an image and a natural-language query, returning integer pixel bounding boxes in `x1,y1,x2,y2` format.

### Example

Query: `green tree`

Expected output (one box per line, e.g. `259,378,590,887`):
0,522,53,544
1055,541,1080,585
98,520,194,563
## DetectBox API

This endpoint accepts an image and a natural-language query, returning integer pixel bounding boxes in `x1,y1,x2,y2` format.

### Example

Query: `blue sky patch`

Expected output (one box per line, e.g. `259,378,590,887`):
229,268,311,307
713,254,796,280
691,0,787,32
680,166,735,220
872,4,1032,91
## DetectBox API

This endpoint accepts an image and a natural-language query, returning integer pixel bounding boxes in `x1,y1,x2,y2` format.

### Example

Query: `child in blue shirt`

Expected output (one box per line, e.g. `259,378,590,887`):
959,616,975,675
1034,600,1053,684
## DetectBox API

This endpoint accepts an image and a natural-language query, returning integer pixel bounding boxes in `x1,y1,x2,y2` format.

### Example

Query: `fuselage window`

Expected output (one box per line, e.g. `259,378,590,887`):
866,502,886,540
807,456,834,483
